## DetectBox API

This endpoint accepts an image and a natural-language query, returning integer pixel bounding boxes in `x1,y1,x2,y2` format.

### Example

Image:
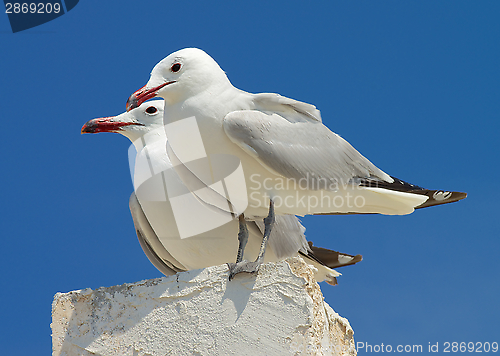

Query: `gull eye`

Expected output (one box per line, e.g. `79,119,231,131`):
145,106,157,114
171,63,181,72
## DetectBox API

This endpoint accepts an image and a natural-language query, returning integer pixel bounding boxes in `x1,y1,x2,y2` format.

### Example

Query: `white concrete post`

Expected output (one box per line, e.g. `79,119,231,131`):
52,257,356,356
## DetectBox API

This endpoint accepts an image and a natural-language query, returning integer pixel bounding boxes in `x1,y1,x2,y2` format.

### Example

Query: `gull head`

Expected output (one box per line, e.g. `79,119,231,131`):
82,100,164,142
126,48,230,111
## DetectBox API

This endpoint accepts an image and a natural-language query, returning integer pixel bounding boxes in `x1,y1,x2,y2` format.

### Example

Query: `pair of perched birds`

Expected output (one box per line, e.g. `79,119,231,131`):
82,48,466,285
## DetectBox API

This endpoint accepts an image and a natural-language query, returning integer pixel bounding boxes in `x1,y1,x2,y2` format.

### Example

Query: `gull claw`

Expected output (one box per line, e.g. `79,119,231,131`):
227,261,261,280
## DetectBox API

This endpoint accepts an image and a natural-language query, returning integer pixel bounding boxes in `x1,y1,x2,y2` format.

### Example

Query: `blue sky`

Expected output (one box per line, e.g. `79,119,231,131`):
1,1,499,354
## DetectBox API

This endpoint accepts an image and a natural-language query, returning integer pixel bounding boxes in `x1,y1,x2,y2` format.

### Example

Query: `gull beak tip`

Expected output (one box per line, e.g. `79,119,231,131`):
126,94,138,112
127,82,171,112
81,122,95,134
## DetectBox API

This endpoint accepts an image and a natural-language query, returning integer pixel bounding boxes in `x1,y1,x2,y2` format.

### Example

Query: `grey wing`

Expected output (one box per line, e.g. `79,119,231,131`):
224,108,392,190
254,214,310,260
129,192,186,276
252,93,322,123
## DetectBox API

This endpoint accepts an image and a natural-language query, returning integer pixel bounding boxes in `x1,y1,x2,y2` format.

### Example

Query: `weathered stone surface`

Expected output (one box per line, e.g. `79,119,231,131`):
52,257,356,355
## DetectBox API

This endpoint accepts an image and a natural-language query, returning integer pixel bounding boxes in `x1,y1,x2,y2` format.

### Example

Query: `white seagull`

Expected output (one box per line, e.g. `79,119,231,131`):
82,100,362,285
125,48,466,278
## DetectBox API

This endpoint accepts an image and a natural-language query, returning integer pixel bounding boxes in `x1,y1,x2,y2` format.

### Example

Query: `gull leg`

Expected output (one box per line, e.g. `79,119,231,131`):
256,199,275,263
228,200,275,280
235,214,248,263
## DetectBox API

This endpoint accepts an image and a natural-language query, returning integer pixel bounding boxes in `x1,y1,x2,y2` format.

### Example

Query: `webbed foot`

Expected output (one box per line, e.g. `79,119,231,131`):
227,260,261,280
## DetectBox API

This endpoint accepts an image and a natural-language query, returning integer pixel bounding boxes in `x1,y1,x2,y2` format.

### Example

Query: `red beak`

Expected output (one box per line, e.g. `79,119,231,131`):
81,117,143,134
126,81,173,112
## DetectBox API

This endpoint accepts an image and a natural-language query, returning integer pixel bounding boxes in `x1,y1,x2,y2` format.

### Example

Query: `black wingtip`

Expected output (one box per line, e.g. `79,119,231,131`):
303,242,363,269
358,175,467,209
414,190,467,209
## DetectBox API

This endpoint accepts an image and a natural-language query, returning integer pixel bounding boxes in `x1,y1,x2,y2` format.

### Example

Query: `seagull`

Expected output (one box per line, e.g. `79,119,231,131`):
125,48,467,279
81,100,362,285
